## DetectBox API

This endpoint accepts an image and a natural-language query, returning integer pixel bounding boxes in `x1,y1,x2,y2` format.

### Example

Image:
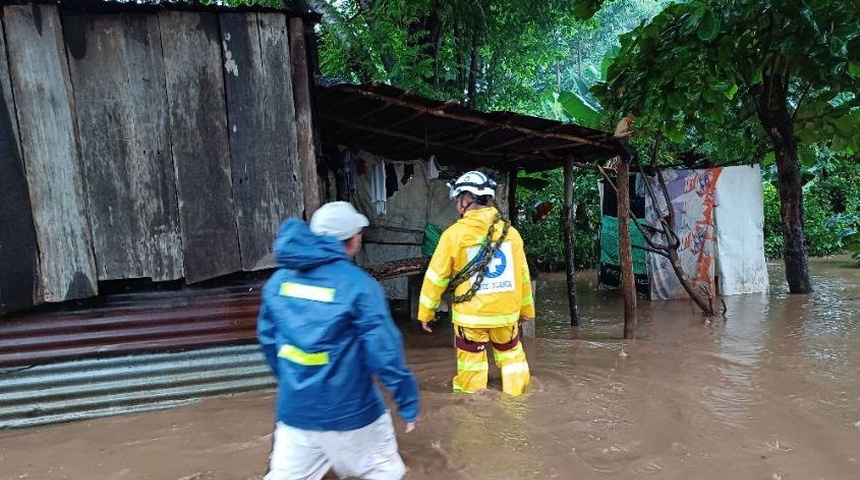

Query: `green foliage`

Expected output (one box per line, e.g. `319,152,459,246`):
315,0,668,116
842,227,860,265
762,151,860,260
541,0,670,127
310,0,860,270
593,0,860,286
593,0,860,152
761,181,783,258
515,170,601,270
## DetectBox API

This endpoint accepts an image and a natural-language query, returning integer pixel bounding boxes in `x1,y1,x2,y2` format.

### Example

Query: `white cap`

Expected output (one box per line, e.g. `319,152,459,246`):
309,201,369,241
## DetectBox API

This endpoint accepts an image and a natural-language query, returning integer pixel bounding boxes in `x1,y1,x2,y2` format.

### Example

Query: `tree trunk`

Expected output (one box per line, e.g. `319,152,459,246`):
466,28,480,107
754,63,813,294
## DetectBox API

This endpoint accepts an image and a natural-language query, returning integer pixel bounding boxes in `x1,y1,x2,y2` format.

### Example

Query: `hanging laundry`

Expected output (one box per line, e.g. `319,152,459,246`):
336,150,358,200
370,160,387,215
392,162,406,187
426,154,440,179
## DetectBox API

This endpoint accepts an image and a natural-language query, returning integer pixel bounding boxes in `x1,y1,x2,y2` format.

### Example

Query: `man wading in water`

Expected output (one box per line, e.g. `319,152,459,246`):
417,171,535,395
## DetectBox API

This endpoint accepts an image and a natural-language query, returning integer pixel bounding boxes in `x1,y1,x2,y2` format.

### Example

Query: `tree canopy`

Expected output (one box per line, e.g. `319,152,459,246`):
313,0,667,114
594,0,860,153
591,0,860,291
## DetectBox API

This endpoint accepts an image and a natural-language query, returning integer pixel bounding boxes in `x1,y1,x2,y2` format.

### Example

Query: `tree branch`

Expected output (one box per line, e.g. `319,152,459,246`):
792,82,812,121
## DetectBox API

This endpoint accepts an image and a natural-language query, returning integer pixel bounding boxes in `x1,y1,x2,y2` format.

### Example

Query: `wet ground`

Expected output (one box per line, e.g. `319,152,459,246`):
1,257,859,480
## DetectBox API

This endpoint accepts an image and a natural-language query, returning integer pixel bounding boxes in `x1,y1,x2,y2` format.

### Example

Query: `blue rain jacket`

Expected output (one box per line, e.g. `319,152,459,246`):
257,219,419,431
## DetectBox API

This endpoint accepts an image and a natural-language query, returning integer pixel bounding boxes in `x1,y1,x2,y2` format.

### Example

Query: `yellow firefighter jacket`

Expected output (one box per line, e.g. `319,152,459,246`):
417,207,535,328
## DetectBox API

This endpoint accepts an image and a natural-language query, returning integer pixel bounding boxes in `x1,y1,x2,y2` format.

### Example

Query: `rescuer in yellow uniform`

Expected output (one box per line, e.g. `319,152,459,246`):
417,171,535,396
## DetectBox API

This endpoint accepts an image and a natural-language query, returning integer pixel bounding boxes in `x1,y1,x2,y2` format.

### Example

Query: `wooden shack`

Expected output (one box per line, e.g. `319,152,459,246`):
0,0,322,428
0,0,319,315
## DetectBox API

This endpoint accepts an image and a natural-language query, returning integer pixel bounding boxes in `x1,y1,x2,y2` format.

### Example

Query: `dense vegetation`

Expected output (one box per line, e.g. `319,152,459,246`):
592,0,860,289
262,0,860,271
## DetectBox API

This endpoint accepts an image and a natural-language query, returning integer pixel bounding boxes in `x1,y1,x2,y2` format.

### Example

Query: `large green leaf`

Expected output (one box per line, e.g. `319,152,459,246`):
697,10,721,42
600,45,620,80
557,91,602,126
680,4,705,37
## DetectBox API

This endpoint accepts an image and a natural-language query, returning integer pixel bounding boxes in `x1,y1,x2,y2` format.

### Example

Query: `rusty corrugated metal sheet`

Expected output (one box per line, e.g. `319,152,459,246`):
0,283,279,429
0,284,262,369
0,344,275,429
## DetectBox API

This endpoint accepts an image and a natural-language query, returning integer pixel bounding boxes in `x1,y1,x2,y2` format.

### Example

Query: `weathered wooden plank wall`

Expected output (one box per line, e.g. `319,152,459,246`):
3,5,97,302
64,14,184,282
159,12,241,283
0,7,307,311
220,13,302,270
0,17,38,314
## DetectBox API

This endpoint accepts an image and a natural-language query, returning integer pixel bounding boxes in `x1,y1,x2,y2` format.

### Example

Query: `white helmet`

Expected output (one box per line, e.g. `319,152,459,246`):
447,170,497,199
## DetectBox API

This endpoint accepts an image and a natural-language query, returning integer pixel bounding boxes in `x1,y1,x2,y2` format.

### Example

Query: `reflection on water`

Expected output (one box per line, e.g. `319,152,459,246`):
400,257,860,479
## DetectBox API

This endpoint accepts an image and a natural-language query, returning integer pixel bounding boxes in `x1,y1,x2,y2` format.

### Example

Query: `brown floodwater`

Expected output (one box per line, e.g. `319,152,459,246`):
1,258,858,480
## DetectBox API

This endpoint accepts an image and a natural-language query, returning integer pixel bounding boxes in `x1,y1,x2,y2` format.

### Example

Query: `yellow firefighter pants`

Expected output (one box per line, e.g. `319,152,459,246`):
453,324,530,396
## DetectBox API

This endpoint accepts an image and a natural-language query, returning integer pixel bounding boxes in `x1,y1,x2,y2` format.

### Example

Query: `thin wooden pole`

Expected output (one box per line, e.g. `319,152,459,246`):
289,15,321,219
562,159,580,326
617,159,637,338
507,169,518,226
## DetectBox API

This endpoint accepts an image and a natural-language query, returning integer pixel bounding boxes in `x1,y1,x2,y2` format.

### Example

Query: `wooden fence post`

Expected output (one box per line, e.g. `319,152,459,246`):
617,159,637,338
563,158,581,326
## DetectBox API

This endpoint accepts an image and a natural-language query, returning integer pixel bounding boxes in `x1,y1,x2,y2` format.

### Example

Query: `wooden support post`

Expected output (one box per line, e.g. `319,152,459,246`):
562,158,580,326
289,15,321,219
508,169,518,226
509,168,535,337
617,159,637,339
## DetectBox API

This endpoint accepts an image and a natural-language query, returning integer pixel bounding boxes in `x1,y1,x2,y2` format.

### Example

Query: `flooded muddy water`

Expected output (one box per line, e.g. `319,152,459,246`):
2,258,859,480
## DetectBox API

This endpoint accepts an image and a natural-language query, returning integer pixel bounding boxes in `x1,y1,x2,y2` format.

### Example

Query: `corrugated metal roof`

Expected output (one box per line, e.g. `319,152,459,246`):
0,344,274,429
0,284,261,369
316,82,623,172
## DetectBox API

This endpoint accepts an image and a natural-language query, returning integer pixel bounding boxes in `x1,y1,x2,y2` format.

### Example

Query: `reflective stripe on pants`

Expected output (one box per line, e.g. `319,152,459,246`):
453,324,530,396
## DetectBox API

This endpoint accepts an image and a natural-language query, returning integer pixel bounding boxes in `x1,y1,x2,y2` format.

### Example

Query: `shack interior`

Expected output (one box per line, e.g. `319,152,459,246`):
314,82,623,321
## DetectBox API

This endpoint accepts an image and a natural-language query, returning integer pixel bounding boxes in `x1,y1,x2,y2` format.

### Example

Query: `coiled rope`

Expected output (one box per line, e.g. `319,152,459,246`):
447,210,511,304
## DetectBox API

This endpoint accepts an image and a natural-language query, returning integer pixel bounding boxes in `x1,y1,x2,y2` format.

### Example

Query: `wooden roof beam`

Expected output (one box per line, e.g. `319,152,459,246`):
330,85,616,149
319,113,509,160
383,111,424,129
428,124,486,142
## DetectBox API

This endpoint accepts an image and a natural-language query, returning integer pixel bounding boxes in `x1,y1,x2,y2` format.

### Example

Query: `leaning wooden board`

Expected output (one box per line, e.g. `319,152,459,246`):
159,11,241,283
220,13,303,271
3,4,97,302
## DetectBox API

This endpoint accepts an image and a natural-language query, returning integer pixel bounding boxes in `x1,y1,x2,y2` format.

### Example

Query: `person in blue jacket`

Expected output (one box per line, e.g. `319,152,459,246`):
257,201,420,480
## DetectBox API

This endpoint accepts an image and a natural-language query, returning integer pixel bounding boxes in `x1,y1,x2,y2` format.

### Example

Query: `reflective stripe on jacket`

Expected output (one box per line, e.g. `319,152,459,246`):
417,207,535,327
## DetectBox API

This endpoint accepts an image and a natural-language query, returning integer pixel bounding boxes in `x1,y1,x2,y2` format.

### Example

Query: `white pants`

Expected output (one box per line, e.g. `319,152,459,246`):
264,412,407,480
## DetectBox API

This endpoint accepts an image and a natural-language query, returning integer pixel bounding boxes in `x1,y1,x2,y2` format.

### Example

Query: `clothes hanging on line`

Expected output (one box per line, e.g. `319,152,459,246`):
426,155,440,180
336,150,358,200
371,160,387,215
